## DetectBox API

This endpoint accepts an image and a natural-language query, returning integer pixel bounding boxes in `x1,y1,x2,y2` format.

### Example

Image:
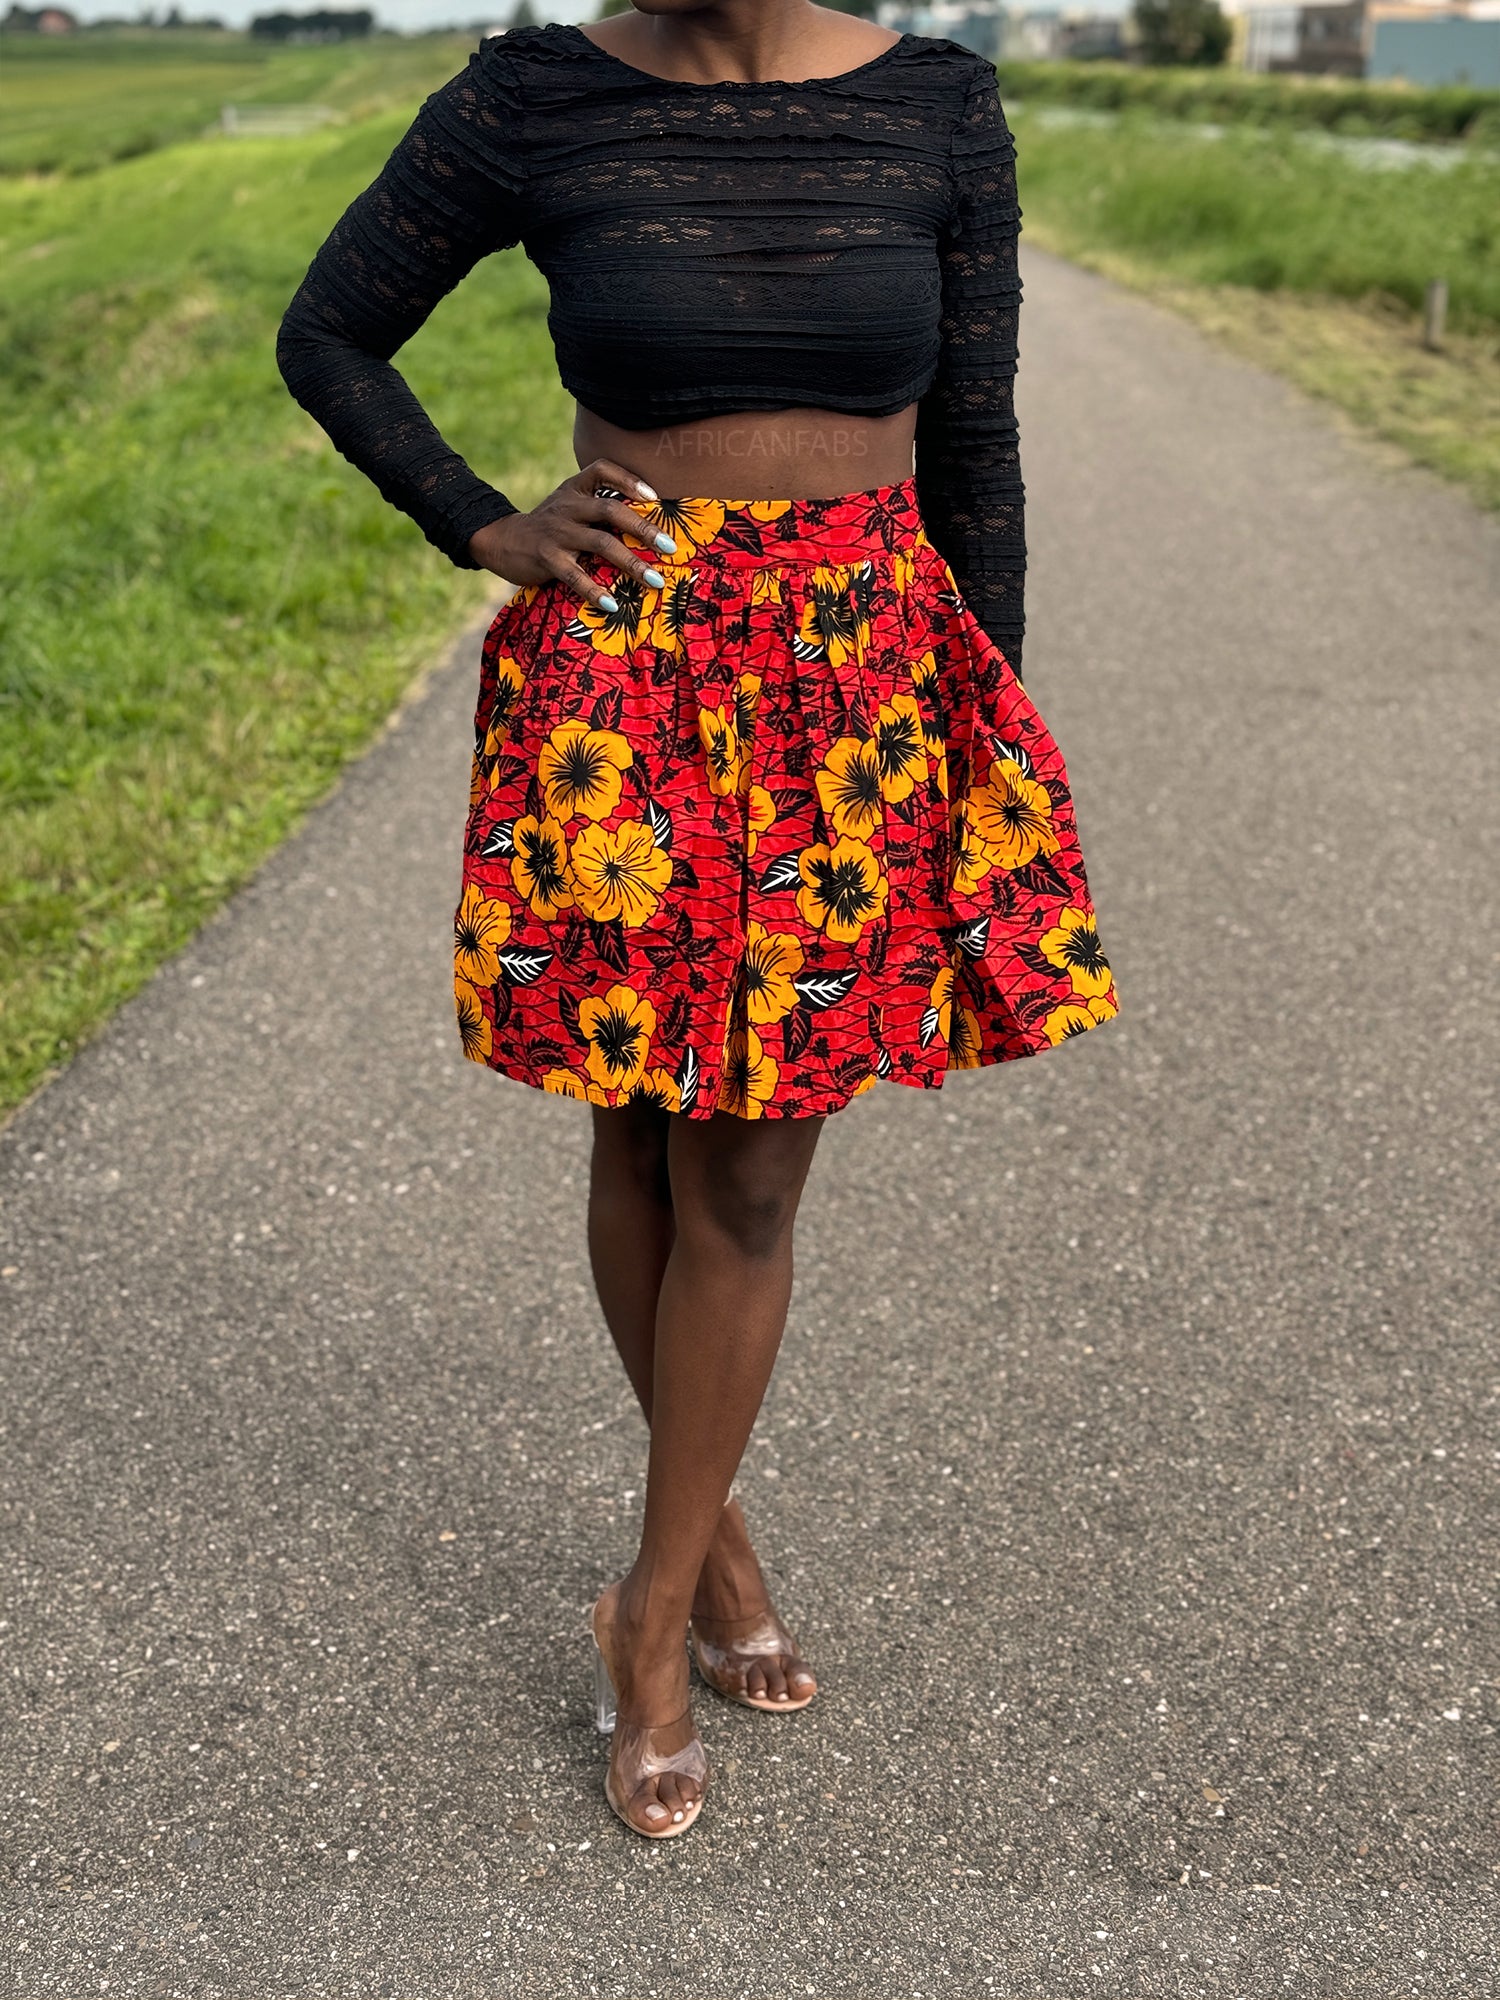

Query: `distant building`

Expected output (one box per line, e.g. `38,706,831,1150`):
876,2,1005,58
1238,0,1500,77
2,4,81,27
1368,2,1500,82
1241,0,1365,71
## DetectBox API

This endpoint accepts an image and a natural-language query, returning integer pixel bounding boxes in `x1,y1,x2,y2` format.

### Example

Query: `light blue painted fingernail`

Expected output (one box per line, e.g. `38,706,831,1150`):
643,567,666,589
654,533,677,554
597,591,618,614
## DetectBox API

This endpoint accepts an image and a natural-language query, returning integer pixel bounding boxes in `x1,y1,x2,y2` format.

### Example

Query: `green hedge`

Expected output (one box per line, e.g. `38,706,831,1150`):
993,59,1500,147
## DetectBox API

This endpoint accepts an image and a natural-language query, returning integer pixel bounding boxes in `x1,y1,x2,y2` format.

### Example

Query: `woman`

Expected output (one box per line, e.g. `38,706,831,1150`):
276,0,1117,1841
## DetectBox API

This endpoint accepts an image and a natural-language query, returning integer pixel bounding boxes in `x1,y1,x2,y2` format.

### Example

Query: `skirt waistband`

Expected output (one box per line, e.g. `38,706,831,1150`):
608,474,926,568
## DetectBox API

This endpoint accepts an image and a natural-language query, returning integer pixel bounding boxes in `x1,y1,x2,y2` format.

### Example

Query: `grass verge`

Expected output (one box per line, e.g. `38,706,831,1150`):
0,90,576,1118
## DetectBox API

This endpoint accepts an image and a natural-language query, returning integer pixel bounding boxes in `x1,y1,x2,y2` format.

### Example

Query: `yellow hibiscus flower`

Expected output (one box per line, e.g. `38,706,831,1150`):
453,882,511,985
483,656,525,755
795,836,888,944
538,718,633,824
569,817,673,928
627,497,725,560
891,546,918,598
947,1002,983,1070
542,1067,609,1105
949,799,995,897
699,704,747,796
509,813,574,921
795,565,868,671
874,693,928,803
970,759,1059,871
739,922,805,1025
578,982,657,1092
717,1025,780,1119
746,784,777,857
567,573,655,656
649,571,700,654
815,734,883,841
750,568,784,607
1042,995,1117,1045
1039,906,1113,999
454,976,492,1063
617,1066,682,1112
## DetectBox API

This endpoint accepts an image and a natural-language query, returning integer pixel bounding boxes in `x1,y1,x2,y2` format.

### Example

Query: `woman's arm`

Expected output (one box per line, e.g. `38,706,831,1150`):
913,60,1027,682
274,46,527,569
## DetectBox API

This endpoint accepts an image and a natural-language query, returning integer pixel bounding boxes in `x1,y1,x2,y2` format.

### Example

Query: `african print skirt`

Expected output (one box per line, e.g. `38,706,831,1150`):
453,475,1117,1121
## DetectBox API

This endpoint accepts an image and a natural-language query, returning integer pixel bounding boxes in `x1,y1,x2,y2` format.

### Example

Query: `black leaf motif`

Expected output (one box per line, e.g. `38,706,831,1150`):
480,819,517,860
559,915,587,964
497,945,553,986
867,1000,884,1044
864,923,889,976
589,919,630,976
524,773,544,820
660,992,689,1048
645,798,673,852
759,852,803,895
492,754,529,787
527,1037,568,1067
680,937,717,964
792,966,859,1012
489,979,514,1032
1014,938,1057,978
558,988,588,1050
769,785,807,813
954,916,991,960
677,1044,700,1114
670,856,699,889
918,1004,942,1049
643,943,678,971
589,685,624,732
782,1007,813,1062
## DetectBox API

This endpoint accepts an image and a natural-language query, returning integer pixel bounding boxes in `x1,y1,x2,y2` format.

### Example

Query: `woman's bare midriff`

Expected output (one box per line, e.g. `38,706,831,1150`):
573,402,919,503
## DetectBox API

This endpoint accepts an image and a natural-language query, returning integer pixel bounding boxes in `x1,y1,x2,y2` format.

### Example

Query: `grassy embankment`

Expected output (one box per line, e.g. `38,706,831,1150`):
1,33,576,1114
1002,71,1500,510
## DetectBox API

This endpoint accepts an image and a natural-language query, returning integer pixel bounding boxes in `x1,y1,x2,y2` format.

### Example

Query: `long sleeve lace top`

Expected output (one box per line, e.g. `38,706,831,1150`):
275,21,1027,671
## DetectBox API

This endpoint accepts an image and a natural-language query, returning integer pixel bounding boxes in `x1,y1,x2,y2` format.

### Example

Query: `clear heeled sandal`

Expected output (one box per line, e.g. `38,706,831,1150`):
688,1602,818,1713
590,1589,709,1840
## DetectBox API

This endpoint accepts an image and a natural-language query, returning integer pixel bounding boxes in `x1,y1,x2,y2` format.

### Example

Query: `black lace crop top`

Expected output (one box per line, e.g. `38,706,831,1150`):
275,21,1027,670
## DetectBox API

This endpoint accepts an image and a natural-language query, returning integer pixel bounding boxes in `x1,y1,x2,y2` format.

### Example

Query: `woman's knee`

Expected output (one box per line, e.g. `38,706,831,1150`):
670,1114,822,1260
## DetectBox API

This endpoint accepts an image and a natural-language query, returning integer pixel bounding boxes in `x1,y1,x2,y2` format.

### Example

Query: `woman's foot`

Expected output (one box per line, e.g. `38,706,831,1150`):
689,1498,818,1710
592,1580,709,1837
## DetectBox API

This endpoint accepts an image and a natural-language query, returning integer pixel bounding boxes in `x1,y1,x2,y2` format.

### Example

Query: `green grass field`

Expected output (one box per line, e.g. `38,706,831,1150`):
2,35,1498,1116
0,27,475,174
1,34,578,1113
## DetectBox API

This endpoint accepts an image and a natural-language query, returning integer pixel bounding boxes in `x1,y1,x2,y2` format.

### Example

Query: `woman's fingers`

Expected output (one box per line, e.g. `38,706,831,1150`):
575,456,657,506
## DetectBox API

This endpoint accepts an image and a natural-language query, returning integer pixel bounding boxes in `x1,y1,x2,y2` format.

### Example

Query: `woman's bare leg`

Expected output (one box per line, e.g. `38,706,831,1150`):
587,1103,817,1701
592,1106,824,1829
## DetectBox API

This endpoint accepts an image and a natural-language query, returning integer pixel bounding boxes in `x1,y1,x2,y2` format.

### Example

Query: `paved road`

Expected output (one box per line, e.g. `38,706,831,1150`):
3,249,1497,1998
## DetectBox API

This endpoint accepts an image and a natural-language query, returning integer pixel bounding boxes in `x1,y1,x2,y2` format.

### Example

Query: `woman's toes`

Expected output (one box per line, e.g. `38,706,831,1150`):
759,1660,789,1703
635,1786,672,1832
744,1662,769,1702
788,1657,817,1696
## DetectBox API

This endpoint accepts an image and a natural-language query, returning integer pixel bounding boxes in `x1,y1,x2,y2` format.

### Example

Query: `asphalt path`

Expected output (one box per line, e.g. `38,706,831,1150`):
3,249,1497,1997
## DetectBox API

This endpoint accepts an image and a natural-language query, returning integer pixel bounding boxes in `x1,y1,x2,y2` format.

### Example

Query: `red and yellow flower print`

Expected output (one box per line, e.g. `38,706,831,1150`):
454,477,1117,1119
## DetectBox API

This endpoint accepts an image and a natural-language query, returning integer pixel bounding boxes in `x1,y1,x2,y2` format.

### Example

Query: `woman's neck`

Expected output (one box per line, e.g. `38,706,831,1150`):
576,2,899,88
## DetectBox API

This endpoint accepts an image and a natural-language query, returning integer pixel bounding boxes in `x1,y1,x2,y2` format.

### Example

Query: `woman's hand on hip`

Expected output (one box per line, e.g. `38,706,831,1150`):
466,460,677,611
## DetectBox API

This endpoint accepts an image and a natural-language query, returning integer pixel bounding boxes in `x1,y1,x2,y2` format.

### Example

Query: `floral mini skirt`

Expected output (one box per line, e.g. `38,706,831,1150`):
453,474,1117,1121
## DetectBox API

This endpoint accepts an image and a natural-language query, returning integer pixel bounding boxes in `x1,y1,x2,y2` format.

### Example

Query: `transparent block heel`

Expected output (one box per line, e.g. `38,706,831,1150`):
592,1638,617,1736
